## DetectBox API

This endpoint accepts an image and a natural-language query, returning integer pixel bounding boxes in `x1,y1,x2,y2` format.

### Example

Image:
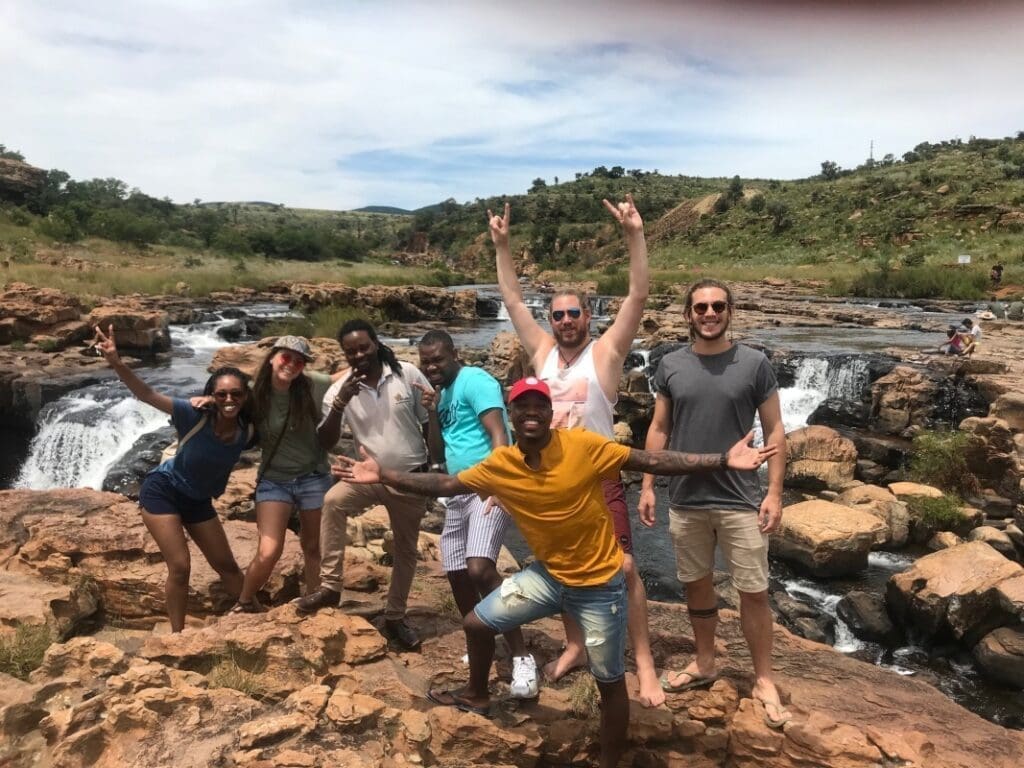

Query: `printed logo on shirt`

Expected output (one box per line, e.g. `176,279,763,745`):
545,377,589,429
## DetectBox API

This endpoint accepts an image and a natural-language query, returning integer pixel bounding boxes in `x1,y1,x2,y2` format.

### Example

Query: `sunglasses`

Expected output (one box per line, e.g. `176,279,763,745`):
551,308,583,322
276,351,307,367
692,301,730,315
213,389,246,400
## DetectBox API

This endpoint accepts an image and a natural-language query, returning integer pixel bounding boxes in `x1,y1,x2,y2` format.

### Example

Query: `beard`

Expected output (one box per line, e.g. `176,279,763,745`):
690,318,729,341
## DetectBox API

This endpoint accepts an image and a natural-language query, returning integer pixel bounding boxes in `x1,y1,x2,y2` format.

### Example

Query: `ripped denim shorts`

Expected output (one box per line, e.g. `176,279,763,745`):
473,562,627,682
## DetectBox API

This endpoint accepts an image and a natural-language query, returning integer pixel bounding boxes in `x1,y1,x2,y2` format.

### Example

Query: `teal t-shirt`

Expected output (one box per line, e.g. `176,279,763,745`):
437,366,509,474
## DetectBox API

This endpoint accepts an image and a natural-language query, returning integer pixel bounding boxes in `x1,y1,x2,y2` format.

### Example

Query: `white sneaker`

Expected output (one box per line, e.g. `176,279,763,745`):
509,654,539,699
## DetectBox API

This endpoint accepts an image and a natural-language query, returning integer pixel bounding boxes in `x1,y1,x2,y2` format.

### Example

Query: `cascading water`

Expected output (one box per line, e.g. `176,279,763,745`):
12,306,288,491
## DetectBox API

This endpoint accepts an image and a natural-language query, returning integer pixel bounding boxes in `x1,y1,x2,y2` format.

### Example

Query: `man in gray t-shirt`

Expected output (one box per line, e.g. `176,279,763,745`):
639,278,791,729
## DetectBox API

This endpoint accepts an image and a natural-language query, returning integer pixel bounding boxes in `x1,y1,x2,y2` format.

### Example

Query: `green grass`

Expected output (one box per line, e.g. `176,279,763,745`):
909,430,981,495
836,264,990,300
0,623,53,680
906,494,966,532
265,305,382,339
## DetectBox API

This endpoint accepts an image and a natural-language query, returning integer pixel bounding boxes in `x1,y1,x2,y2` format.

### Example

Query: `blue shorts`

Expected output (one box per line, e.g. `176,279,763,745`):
139,471,217,525
473,562,627,683
255,472,333,511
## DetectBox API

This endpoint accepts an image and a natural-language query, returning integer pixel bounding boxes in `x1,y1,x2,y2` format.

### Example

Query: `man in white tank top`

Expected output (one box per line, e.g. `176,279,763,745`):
489,195,666,708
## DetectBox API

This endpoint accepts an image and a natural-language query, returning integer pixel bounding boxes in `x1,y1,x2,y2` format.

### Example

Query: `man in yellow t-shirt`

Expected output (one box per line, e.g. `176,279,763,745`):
335,376,776,768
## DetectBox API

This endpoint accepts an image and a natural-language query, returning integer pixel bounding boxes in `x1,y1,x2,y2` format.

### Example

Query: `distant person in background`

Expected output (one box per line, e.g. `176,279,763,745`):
94,325,252,632
234,335,335,613
937,327,965,355
988,297,1007,319
990,263,1004,287
1007,299,1024,321
960,317,981,356
417,329,538,698
490,195,667,708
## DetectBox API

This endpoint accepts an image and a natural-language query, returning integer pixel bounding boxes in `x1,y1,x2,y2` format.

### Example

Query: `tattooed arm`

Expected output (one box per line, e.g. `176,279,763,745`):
332,450,472,497
623,431,777,475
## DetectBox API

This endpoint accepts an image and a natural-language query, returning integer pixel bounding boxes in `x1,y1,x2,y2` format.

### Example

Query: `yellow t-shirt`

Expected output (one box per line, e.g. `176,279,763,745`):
457,428,630,587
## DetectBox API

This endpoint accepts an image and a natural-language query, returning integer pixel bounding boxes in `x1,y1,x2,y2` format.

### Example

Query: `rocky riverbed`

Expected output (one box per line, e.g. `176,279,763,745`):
2,278,1024,766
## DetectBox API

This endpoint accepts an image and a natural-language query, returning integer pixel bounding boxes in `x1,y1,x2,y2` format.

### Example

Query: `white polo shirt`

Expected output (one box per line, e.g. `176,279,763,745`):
322,361,430,472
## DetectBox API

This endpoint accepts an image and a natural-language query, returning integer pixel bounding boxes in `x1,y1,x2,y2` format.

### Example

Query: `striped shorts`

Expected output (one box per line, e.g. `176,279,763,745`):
440,492,512,573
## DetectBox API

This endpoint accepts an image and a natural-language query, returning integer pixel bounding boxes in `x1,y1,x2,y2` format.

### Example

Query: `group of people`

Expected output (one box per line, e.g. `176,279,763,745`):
98,195,790,768
937,316,982,356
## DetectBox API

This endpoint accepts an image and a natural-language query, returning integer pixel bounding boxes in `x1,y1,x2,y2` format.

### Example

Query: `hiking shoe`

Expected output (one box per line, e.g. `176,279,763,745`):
293,587,341,616
229,597,265,614
383,618,422,650
509,654,539,699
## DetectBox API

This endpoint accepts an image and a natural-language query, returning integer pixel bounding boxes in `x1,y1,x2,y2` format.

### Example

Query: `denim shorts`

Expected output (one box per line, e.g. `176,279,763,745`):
473,562,627,682
139,471,217,525
255,471,333,511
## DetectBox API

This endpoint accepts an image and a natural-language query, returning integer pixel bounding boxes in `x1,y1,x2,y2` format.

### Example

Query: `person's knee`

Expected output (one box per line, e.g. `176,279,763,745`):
739,589,770,610
257,535,285,563
463,610,496,639
299,531,321,558
466,558,497,590
166,557,191,585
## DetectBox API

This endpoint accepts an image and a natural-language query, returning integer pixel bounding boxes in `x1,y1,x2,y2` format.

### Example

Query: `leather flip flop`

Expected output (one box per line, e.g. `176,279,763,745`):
659,670,718,693
426,688,491,718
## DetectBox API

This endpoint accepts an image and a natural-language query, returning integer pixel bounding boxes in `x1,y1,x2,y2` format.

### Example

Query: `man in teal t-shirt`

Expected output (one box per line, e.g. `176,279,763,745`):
418,330,537,699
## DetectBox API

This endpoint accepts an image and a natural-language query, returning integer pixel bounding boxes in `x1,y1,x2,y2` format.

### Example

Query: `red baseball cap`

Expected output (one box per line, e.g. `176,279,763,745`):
508,376,551,403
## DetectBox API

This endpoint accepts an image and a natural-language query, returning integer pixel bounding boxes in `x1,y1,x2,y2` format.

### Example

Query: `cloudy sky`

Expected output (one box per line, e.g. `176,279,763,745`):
3,0,1023,210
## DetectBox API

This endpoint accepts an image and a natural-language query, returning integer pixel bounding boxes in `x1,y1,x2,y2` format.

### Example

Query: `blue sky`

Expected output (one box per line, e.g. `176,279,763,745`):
3,1,1023,210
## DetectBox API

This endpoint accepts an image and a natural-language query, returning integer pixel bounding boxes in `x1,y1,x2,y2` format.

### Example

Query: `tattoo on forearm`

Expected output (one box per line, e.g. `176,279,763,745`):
382,470,458,497
626,450,722,474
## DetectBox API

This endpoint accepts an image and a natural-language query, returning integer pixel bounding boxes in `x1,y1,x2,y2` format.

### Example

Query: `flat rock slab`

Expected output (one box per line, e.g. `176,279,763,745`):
772,500,888,577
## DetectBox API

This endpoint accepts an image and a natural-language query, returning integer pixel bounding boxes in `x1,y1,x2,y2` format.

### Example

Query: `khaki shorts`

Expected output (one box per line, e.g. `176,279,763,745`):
668,507,769,594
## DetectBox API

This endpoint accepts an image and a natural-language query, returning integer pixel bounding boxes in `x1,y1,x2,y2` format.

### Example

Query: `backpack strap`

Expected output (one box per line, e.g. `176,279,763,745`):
175,413,208,454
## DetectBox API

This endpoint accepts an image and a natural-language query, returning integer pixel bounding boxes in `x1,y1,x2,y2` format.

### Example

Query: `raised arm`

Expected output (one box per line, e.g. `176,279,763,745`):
318,371,364,449
488,203,554,362
94,325,173,415
594,194,649,371
414,382,446,466
624,431,776,475
333,449,471,497
638,392,672,526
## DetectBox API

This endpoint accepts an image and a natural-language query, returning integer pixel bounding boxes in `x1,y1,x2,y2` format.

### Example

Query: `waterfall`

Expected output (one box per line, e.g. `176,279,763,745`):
775,355,871,434
14,393,167,490
11,307,283,491
496,301,510,321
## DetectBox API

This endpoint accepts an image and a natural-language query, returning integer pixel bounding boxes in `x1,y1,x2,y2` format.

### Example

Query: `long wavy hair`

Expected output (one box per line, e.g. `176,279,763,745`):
683,278,734,342
251,344,320,431
338,318,403,377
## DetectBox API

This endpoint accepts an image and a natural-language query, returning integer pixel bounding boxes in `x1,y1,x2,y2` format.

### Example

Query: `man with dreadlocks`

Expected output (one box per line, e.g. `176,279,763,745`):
296,319,431,650
639,278,791,728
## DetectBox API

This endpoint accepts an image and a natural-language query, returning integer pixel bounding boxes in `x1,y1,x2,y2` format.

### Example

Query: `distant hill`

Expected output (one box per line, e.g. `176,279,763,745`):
352,205,413,215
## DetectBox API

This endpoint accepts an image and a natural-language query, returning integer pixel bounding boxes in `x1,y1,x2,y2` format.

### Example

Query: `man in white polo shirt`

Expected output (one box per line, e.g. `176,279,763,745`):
296,318,430,651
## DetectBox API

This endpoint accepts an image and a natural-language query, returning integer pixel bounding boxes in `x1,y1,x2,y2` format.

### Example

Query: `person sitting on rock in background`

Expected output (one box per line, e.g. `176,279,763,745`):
938,327,964,355
416,329,538,698
334,376,777,768
988,296,1007,319
296,319,430,651
233,335,335,613
640,278,791,729
490,195,667,708
990,263,1003,286
94,325,253,632
960,317,981,355
1007,299,1024,321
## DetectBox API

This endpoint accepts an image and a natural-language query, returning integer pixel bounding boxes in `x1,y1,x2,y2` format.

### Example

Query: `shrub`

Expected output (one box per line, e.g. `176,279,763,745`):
905,494,965,532
596,272,629,296
266,305,380,339
909,429,980,495
748,194,765,213
901,251,925,267
35,207,82,242
208,650,269,700
844,265,988,300
0,623,52,680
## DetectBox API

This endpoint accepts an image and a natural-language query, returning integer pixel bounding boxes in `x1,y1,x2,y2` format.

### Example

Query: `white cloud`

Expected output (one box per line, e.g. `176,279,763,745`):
2,1,1023,209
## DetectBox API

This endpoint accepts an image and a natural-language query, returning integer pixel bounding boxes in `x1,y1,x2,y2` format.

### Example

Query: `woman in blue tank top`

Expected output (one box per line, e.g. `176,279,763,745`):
94,325,254,632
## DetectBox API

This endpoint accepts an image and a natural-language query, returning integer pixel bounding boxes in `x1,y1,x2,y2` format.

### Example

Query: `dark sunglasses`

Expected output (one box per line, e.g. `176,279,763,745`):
692,301,730,315
213,389,246,400
551,308,583,321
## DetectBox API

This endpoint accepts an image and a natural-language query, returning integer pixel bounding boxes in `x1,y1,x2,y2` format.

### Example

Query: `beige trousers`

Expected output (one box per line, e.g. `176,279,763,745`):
320,480,427,620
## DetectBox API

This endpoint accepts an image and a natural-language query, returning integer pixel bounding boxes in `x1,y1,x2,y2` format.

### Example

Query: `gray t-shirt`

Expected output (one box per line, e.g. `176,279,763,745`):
653,343,777,511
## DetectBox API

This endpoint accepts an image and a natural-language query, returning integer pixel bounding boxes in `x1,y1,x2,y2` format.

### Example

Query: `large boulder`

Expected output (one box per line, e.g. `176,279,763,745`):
973,626,1024,688
835,484,910,548
967,526,1018,560
0,157,46,201
485,330,532,386
0,571,100,640
990,392,1024,431
87,303,171,352
870,366,935,435
959,416,1021,502
836,591,901,645
0,282,90,348
0,488,303,624
887,541,1024,645
771,500,888,577
784,426,857,491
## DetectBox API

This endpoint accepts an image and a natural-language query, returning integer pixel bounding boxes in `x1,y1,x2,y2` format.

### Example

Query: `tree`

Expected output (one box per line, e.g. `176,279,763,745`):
820,161,841,180
766,201,792,234
0,144,25,161
609,165,625,179
529,177,547,193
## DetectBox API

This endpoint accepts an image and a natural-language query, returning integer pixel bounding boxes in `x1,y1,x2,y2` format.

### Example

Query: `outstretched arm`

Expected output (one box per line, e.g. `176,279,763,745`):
623,431,777,474
595,194,649,372
93,325,173,415
488,203,554,363
333,449,472,497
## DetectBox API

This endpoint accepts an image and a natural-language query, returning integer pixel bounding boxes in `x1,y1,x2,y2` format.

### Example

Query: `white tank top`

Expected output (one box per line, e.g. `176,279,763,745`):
538,341,616,438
